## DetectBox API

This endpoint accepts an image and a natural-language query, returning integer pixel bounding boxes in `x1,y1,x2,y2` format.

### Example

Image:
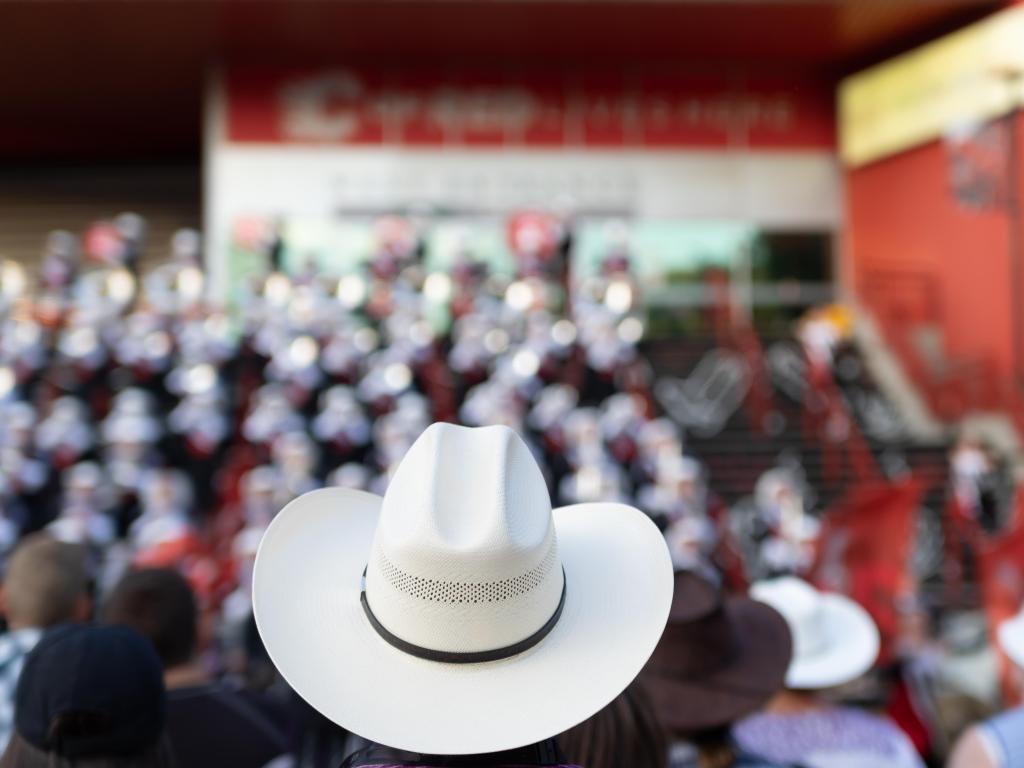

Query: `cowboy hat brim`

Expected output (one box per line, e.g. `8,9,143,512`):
252,487,673,755
785,593,879,690
642,597,791,733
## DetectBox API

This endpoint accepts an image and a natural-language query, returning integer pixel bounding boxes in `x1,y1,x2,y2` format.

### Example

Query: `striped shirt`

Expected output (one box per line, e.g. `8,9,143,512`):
0,628,42,753
734,707,925,768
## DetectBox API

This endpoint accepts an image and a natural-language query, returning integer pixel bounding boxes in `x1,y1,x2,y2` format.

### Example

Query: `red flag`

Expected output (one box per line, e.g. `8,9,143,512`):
810,476,924,665
707,496,749,593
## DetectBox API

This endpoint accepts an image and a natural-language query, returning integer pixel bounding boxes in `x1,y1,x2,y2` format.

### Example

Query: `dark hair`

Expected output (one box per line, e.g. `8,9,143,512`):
0,732,175,768
685,726,738,768
101,568,197,668
557,680,667,768
341,740,566,766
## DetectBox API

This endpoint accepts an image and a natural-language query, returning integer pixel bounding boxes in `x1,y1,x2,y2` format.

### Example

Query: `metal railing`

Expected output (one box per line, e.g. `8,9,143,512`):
861,268,1021,429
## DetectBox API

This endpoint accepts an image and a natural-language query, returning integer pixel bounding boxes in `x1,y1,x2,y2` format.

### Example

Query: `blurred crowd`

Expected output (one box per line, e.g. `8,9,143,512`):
0,212,749,608
0,212,1019,768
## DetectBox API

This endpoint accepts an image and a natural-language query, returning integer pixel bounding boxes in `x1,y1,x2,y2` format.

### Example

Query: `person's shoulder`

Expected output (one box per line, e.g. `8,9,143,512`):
168,684,286,742
166,683,221,704
171,683,262,712
985,704,1024,733
956,707,1024,768
166,684,288,767
948,723,999,768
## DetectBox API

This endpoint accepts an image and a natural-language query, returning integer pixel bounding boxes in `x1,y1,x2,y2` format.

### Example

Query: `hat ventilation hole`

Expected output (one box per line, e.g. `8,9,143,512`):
377,543,557,604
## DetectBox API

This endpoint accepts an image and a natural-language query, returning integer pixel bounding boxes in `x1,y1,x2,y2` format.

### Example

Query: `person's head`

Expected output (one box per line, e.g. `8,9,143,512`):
240,465,280,516
64,463,105,508
1,535,90,631
557,680,666,768
101,568,197,670
1,624,170,768
139,470,191,514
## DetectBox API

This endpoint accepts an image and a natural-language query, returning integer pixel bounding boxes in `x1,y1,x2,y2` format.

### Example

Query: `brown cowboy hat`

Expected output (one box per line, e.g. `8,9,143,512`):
641,570,792,733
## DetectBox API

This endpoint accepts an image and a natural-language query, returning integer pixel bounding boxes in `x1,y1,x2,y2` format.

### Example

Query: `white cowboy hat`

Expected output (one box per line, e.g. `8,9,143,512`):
750,576,879,690
998,607,1024,670
253,422,673,755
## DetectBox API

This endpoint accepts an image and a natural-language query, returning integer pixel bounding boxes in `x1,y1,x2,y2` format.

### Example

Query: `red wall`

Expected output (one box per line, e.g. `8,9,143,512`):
847,115,1023,391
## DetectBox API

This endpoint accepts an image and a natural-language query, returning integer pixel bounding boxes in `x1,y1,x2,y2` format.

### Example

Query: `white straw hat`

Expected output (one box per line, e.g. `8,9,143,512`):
253,422,673,755
750,576,879,690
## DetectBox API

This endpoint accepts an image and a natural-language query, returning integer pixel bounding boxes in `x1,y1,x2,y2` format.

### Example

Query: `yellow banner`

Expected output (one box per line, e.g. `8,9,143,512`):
840,6,1024,168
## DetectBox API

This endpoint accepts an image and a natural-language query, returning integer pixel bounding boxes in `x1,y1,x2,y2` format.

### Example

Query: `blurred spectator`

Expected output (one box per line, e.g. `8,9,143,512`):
0,535,89,752
0,624,170,767
734,577,923,768
102,568,288,768
557,680,667,768
948,601,1024,768
48,462,116,551
749,467,819,580
642,570,792,768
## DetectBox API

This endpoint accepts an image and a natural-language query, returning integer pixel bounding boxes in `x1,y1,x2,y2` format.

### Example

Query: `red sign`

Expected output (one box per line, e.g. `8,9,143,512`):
224,67,835,150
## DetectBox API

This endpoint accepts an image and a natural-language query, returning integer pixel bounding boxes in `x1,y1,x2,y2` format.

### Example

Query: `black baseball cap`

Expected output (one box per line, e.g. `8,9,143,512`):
15,624,166,758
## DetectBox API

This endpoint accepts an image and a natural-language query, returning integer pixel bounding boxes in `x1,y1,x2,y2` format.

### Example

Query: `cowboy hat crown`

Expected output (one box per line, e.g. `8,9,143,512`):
365,422,565,657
